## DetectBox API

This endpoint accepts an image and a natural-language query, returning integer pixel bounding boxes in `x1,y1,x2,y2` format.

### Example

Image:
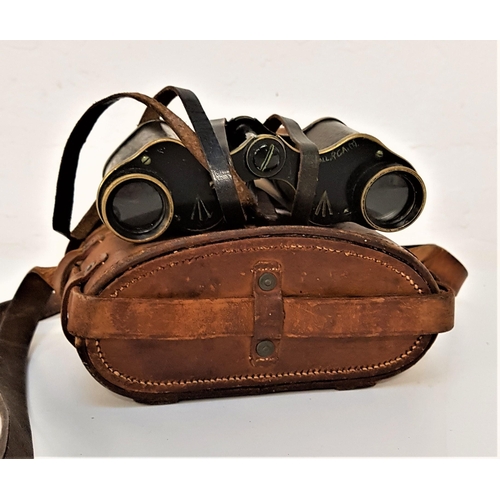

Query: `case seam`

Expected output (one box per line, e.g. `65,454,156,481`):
109,244,423,297
95,244,425,387
95,336,424,387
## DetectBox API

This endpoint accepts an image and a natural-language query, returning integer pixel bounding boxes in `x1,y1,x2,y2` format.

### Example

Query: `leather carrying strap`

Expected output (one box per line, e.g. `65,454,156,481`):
211,117,257,213
406,244,468,296
0,268,55,459
0,243,466,459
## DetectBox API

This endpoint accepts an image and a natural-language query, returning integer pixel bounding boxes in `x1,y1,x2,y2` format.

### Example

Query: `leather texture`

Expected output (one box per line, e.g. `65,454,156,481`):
0,223,467,458
48,223,465,405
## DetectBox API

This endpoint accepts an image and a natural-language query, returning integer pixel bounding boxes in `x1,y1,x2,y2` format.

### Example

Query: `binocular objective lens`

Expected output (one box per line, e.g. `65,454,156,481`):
361,166,425,231
111,180,164,232
365,173,411,224
104,177,175,242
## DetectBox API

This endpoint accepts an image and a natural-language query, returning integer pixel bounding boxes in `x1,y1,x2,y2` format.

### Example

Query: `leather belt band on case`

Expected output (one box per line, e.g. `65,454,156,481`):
65,287,455,340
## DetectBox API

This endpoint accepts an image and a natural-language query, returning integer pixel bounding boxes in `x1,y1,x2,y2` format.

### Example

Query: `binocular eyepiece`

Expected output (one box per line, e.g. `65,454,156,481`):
96,110,426,243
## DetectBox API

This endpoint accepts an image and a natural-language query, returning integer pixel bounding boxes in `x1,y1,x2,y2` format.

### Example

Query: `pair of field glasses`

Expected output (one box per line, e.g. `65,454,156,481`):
95,91,426,243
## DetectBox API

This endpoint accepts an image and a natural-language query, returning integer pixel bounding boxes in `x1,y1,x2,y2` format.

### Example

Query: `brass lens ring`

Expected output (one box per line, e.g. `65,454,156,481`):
99,173,174,243
360,165,426,232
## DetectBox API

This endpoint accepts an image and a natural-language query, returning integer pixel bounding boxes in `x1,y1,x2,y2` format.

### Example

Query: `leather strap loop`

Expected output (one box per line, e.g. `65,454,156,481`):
138,86,246,227
406,244,468,296
264,115,320,224
250,262,284,365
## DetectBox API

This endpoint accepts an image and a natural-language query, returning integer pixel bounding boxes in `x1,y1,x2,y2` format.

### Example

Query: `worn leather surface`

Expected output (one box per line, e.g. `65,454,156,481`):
48,224,464,404
0,223,467,458
65,289,455,340
406,244,468,296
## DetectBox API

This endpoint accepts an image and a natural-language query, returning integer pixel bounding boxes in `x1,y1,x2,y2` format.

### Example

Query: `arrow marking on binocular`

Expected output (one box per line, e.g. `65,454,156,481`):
315,191,334,218
191,196,212,221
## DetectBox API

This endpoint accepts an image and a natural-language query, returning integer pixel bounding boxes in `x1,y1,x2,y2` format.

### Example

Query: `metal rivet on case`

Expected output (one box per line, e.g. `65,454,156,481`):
256,340,275,358
258,272,277,291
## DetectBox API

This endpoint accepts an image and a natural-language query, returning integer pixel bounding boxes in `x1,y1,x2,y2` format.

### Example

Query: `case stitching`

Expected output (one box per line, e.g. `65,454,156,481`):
94,336,424,388
109,244,423,297
96,243,425,387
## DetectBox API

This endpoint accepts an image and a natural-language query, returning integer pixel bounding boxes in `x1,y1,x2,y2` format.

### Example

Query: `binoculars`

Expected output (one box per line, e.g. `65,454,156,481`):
96,98,426,243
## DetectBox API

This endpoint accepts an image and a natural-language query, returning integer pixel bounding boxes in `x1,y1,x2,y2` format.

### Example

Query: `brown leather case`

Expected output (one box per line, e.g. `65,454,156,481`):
52,222,465,405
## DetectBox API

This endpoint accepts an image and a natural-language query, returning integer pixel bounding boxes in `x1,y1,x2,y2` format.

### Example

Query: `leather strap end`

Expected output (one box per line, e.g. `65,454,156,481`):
406,244,468,296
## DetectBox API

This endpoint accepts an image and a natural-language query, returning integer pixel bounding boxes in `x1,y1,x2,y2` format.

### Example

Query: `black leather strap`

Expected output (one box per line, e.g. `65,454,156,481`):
211,118,232,161
53,91,216,243
139,86,246,227
0,271,55,458
211,118,258,213
264,115,320,224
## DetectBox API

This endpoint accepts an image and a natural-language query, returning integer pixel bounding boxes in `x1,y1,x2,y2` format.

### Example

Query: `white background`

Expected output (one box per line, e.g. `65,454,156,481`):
0,41,496,458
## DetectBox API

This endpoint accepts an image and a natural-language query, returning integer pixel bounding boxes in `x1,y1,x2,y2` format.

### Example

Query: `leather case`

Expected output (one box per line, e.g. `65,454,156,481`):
0,86,468,458
53,222,465,405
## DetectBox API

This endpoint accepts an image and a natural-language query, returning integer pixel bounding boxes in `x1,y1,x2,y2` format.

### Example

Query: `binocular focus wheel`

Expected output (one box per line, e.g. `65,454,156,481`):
245,136,287,178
